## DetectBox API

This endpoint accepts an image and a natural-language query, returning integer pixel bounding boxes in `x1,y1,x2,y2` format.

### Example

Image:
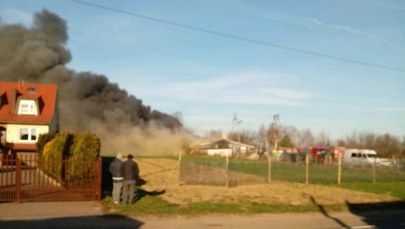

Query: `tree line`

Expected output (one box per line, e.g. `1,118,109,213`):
205,124,405,159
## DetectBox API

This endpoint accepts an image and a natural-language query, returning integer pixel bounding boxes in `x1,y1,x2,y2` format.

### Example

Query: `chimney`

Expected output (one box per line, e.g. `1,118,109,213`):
221,131,228,140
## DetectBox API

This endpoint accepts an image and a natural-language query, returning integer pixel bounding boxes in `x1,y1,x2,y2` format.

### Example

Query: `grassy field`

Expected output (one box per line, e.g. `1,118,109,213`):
336,181,405,199
102,192,346,216
181,155,405,184
102,155,405,215
179,155,405,198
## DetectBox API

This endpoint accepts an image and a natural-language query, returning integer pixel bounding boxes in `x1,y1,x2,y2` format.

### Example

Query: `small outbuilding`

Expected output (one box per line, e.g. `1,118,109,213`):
200,137,256,157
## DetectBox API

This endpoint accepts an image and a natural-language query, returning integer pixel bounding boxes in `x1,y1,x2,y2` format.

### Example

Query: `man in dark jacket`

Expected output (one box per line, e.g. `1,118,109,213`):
122,154,140,204
109,152,124,204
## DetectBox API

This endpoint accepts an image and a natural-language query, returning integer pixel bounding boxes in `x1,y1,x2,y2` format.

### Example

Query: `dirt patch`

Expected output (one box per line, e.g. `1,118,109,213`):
137,158,398,206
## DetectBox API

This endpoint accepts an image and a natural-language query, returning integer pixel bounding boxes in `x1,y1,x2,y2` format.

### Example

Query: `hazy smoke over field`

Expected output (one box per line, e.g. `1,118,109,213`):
0,10,193,155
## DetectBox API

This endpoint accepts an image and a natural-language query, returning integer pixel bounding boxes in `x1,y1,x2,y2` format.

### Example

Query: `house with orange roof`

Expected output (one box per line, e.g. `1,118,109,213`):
0,81,59,154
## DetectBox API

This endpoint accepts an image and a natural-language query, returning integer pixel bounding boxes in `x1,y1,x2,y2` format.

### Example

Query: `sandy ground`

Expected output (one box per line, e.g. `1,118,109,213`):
137,158,398,206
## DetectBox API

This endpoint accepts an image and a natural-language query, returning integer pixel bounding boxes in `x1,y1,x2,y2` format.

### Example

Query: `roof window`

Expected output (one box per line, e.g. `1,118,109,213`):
18,99,37,115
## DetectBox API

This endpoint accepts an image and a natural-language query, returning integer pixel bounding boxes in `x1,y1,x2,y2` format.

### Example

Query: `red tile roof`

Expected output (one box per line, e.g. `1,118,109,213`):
0,81,58,125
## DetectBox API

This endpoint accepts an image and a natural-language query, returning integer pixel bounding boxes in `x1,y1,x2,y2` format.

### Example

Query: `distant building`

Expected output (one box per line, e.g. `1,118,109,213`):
0,81,59,153
200,137,256,157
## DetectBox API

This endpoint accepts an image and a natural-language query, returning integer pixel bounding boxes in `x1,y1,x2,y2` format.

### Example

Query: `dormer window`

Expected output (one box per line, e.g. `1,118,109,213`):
18,99,37,115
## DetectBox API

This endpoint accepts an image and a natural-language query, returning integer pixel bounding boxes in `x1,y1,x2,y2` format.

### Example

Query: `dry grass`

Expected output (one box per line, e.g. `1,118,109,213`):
137,158,398,206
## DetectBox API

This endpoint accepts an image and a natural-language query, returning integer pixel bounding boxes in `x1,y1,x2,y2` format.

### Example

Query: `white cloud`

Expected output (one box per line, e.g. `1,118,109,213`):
254,9,403,49
303,16,376,38
130,71,312,106
256,11,376,39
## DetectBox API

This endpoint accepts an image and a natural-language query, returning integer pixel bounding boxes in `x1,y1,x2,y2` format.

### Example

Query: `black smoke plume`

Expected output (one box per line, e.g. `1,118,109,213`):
0,10,188,155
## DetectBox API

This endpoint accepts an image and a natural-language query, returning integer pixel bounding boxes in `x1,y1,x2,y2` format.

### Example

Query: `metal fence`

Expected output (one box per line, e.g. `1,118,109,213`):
0,154,102,202
179,154,405,187
179,156,268,187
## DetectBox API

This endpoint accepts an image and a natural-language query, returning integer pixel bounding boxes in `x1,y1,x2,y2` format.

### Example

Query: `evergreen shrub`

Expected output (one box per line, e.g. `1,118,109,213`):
36,131,101,184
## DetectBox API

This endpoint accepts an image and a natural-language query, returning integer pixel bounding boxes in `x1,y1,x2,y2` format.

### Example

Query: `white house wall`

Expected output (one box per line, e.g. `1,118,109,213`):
207,149,232,157
6,124,49,144
231,145,247,154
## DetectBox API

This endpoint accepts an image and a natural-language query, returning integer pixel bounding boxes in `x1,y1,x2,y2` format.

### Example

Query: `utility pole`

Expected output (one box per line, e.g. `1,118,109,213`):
273,114,279,149
232,113,242,142
268,114,280,150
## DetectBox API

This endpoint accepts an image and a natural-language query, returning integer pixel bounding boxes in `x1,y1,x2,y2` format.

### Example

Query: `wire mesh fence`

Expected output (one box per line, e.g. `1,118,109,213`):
179,156,268,187
179,154,405,187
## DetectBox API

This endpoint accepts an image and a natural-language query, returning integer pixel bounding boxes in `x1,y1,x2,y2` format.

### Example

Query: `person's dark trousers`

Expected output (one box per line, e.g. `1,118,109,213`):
122,180,136,204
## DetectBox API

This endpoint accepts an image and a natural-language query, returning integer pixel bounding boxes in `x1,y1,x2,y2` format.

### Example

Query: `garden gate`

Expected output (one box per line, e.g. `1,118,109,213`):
0,154,102,202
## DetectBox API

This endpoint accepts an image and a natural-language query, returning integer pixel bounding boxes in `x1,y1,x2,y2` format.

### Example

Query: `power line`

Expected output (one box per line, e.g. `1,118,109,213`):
67,0,405,73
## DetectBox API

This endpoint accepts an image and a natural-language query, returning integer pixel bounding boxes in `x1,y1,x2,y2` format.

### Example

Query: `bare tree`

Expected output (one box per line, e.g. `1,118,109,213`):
337,131,402,158
316,131,332,146
400,136,405,159
230,130,257,145
298,129,316,148
374,134,401,158
258,124,268,153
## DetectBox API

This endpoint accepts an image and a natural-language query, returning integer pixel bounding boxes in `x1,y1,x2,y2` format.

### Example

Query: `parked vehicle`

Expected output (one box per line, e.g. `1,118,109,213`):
343,148,381,166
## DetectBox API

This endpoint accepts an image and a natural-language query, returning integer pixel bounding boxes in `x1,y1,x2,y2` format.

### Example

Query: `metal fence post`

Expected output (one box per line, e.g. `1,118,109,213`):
16,159,22,202
96,157,102,200
305,154,309,185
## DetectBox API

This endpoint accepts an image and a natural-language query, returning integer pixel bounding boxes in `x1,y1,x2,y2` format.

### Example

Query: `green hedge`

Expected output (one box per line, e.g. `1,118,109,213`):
66,132,100,181
36,131,100,183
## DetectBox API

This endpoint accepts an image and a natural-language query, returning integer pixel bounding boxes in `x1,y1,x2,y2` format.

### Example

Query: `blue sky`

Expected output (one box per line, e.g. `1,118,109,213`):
1,0,404,139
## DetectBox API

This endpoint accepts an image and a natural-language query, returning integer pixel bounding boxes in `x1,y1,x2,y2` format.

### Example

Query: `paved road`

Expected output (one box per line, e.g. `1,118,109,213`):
0,201,404,229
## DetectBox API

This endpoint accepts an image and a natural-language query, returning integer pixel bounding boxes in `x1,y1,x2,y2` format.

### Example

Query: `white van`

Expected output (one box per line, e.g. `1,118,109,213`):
343,148,381,166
